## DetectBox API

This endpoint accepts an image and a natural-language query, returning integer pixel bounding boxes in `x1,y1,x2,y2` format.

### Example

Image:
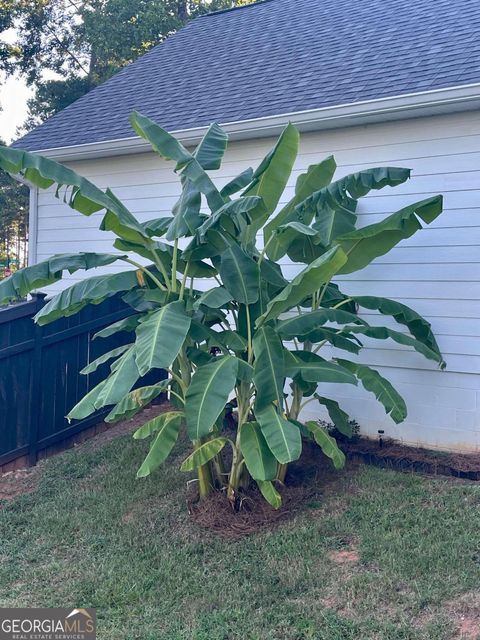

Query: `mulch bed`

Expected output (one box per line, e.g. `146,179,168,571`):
3,400,480,534
189,442,343,538
341,437,480,481
189,434,480,537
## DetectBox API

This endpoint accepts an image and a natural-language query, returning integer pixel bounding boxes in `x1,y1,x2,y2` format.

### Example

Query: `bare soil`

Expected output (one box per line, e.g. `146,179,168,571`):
0,467,37,502
448,592,480,640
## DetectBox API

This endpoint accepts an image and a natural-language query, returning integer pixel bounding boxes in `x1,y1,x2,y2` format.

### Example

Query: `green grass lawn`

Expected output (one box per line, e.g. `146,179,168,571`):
0,429,479,640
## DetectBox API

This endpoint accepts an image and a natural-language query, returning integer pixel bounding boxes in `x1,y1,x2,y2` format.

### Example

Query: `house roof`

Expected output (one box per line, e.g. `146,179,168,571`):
14,0,480,152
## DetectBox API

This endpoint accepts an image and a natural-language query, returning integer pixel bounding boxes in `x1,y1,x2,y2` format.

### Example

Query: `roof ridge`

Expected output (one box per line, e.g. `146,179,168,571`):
199,0,276,18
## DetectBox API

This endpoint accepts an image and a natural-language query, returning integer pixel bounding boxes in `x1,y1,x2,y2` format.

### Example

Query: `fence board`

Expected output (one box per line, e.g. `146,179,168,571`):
0,293,164,467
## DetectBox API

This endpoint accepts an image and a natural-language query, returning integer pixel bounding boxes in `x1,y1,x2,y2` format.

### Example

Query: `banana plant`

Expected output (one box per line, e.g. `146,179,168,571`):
0,113,446,510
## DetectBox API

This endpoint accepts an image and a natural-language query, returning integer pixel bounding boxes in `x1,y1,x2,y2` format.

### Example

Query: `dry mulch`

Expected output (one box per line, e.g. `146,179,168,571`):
189,441,348,538
342,437,480,480
3,402,480,532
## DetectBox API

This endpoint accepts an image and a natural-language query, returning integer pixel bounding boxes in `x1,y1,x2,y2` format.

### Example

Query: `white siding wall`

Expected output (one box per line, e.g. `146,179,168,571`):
34,110,480,452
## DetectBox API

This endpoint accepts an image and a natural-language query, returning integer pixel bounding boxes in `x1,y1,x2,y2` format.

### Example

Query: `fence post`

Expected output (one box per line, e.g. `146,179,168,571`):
28,293,47,466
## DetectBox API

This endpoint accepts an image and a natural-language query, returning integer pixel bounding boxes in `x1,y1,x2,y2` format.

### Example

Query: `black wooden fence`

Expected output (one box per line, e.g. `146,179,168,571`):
0,293,156,468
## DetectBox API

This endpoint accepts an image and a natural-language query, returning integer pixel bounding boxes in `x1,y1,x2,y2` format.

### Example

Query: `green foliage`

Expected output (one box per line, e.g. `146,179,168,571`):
0,138,29,275
180,437,229,472
239,421,277,481
106,380,170,422
135,301,191,375
0,115,446,511
185,356,238,440
135,411,183,477
7,1,256,129
305,421,346,470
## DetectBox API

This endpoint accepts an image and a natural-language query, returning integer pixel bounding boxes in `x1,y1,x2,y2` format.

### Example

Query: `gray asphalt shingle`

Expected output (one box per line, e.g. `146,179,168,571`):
14,0,480,151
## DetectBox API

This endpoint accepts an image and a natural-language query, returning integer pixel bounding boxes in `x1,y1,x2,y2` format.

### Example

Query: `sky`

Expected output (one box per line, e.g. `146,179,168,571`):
0,28,32,144
0,75,32,143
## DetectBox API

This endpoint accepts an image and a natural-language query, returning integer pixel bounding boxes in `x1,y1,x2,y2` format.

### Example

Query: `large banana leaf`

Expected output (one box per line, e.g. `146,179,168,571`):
93,314,141,340
256,245,347,326
239,421,277,481
216,330,247,352
320,283,357,312
68,345,140,419
305,421,346,469
166,178,202,241
242,123,299,240
264,157,337,260
285,351,357,385
136,412,183,477
259,258,288,290
340,324,445,368
253,326,285,412
100,188,152,244
182,226,232,262
0,146,148,243
105,380,171,422
133,410,184,439
115,238,215,280
185,356,238,440
131,112,225,212
303,327,362,354
94,346,140,409
257,480,282,509
34,270,140,325
193,287,233,310
80,344,132,375
142,217,172,238
336,359,407,424
0,252,125,304
220,167,254,198
336,195,443,273
235,358,254,383
197,196,264,241
193,123,228,170
256,404,302,464
353,296,441,357
304,167,411,245
315,395,352,437
66,378,109,421
285,231,327,264
122,288,166,312
135,300,191,376
276,308,366,340
219,243,260,304
180,437,228,471
168,125,228,237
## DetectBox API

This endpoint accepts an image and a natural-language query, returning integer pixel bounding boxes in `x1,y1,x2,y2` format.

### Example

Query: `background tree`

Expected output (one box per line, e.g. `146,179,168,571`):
3,0,255,129
0,0,253,268
0,139,29,273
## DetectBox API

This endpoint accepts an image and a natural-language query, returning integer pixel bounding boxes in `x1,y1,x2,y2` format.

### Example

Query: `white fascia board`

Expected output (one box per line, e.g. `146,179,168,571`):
28,186,38,266
33,83,480,162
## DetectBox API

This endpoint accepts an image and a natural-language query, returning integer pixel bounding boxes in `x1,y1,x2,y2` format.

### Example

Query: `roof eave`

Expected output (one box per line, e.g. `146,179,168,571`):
30,83,480,162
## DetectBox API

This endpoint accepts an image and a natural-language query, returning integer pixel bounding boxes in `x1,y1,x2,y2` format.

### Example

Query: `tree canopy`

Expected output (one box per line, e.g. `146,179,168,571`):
0,140,29,272
2,1,255,129
0,1,254,268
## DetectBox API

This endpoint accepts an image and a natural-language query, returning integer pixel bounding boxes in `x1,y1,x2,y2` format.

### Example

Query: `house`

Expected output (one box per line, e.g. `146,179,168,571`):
13,0,480,452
